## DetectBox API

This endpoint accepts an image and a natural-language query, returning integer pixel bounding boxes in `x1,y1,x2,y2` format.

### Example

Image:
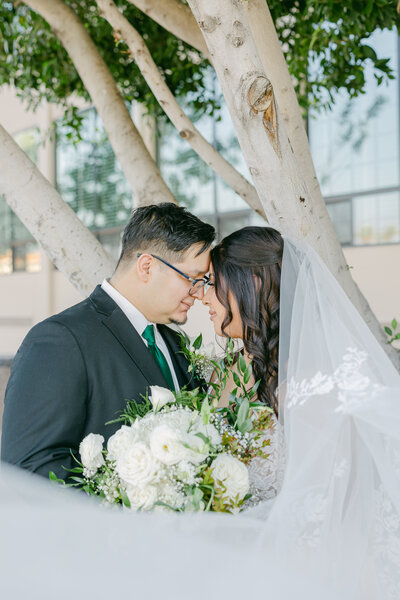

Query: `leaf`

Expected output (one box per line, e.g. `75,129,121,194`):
194,432,209,444
193,334,203,350
385,326,393,336
49,471,65,484
250,379,261,397
391,318,398,330
236,398,250,432
192,487,204,511
238,353,247,374
201,395,211,425
120,488,131,508
232,371,241,388
243,363,252,385
361,44,377,60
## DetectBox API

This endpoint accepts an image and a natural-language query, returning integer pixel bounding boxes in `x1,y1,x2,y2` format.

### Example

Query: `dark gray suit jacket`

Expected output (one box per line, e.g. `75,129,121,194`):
1,286,196,480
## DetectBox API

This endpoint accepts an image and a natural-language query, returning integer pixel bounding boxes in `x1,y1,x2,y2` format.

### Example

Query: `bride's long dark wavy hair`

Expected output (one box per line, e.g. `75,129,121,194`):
211,226,283,414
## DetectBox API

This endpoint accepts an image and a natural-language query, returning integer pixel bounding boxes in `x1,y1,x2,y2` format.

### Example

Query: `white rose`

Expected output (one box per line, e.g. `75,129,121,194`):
107,425,137,462
150,386,175,411
182,432,210,465
79,433,105,472
211,454,249,502
193,420,222,447
116,442,157,486
149,425,187,465
126,485,157,511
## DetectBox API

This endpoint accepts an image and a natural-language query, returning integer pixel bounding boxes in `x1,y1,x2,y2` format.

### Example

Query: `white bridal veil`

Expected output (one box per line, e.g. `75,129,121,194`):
1,237,399,599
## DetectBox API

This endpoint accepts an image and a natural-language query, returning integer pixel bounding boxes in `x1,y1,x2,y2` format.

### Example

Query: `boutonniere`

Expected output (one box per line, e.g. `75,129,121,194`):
180,332,216,381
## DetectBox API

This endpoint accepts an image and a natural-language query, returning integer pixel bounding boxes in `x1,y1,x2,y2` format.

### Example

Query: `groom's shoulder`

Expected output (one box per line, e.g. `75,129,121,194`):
24,285,114,341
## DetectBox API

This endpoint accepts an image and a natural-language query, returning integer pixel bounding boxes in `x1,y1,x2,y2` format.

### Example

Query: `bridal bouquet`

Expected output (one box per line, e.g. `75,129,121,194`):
53,338,273,513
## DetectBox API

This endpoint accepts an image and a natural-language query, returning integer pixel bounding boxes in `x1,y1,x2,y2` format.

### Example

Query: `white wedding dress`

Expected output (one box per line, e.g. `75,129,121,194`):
1,237,399,600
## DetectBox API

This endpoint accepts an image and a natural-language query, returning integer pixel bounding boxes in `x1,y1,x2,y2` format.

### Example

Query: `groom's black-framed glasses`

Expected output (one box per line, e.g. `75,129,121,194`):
136,253,214,296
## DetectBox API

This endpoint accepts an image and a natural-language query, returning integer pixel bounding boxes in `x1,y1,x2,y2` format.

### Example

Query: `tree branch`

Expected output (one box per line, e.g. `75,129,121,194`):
23,0,176,207
127,0,211,61
187,0,399,368
96,0,265,217
0,124,114,296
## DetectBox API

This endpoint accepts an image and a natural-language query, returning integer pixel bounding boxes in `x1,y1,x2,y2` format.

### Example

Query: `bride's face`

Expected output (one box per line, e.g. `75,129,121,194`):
202,268,243,338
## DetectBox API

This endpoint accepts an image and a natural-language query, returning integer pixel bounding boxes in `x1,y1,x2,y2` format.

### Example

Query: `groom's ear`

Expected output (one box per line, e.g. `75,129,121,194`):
136,253,153,282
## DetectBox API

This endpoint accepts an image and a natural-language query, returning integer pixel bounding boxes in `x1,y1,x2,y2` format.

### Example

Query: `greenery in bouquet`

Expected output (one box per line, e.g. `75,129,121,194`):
51,337,274,514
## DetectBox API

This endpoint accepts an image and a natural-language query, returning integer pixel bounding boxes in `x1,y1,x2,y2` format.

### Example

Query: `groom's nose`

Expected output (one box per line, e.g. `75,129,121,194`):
190,286,205,300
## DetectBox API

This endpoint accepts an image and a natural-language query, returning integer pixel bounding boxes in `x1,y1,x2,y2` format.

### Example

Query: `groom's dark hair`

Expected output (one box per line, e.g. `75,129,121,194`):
116,202,215,268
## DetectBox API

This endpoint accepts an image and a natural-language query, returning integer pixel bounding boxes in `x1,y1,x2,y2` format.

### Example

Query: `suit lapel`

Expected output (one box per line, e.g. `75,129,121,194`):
89,286,169,388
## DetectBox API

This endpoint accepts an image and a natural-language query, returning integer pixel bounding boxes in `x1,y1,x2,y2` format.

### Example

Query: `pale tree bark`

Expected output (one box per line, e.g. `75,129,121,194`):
187,0,398,365
0,124,114,296
127,0,211,60
96,0,265,217
243,0,322,208
24,0,176,207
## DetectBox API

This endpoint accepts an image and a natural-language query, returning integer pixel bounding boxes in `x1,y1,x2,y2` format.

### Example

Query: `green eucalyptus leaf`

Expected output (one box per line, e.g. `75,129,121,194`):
243,363,252,385
238,354,247,374
237,398,250,432
201,395,211,425
391,318,398,330
385,326,393,336
232,372,241,387
193,334,203,350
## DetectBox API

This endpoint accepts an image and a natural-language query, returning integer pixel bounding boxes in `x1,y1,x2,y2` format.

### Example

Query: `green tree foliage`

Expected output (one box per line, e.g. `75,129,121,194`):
0,0,398,127
268,0,399,110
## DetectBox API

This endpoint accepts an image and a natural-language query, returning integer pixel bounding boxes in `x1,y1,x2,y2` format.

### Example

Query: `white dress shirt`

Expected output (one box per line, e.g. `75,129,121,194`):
101,279,179,391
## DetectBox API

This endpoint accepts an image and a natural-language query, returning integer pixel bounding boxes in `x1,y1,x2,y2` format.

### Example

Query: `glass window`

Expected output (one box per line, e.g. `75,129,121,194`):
309,28,399,246
326,200,352,245
0,128,41,275
353,192,400,245
56,109,133,262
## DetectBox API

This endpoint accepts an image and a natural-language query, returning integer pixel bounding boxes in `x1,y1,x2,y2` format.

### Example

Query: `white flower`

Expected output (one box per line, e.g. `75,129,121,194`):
158,483,185,510
149,425,187,465
193,420,222,447
176,460,197,484
211,454,249,502
150,386,175,411
79,433,105,472
126,485,157,511
107,426,137,462
182,432,210,464
116,442,157,486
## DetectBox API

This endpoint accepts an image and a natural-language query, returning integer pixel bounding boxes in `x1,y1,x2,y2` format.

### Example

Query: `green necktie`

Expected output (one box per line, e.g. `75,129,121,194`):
142,324,175,391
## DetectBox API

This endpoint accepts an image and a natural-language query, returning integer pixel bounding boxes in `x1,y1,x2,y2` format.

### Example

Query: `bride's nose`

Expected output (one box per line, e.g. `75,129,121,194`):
202,288,211,306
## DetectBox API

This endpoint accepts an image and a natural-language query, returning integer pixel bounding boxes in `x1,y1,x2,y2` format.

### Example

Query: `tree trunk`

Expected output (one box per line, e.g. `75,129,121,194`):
127,0,211,60
0,124,114,296
24,0,176,207
96,0,265,217
243,0,322,210
187,0,398,366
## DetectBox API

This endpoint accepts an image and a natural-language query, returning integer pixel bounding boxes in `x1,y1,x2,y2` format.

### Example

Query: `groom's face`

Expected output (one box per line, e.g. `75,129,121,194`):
148,243,210,325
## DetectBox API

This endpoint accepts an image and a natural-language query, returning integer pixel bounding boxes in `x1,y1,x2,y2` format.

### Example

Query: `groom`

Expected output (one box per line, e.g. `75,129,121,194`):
1,203,215,480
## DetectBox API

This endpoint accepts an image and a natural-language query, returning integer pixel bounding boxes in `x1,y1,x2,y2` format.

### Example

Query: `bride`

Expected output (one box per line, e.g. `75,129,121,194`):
1,226,399,600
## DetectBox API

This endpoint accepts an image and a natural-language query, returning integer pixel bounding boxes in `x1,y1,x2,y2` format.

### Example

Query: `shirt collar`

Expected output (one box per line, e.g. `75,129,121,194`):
101,278,153,336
